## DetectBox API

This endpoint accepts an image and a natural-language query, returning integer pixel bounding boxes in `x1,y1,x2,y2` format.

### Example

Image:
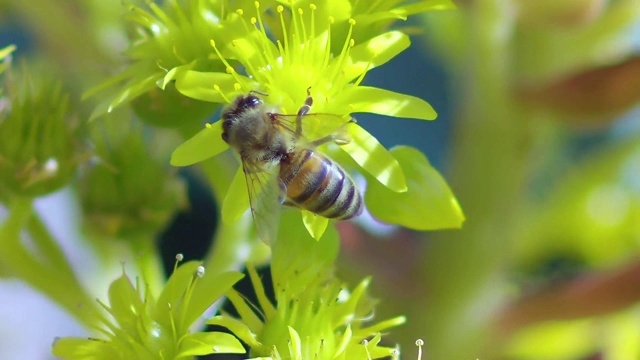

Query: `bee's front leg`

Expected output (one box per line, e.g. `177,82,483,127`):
295,87,313,137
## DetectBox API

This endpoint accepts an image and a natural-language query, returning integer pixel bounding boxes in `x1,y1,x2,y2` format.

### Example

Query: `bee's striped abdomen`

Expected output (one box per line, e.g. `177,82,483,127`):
282,149,362,220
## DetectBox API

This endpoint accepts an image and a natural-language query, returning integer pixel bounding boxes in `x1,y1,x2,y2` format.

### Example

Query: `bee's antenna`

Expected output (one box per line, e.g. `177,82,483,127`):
249,90,269,97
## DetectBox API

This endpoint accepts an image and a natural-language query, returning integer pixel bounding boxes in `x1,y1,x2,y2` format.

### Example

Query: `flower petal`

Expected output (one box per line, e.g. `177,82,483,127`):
301,210,329,240
221,166,250,224
177,332,246,357
365,146,464,230
172,69,252,103
345,31,410,80
170,121,229,166
340,125,407,192
337,86,437,120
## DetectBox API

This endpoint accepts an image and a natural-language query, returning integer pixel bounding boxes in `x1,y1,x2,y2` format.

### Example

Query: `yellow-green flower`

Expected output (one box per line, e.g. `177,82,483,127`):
170,0,463,239
208,213,405,359
52,259,246,360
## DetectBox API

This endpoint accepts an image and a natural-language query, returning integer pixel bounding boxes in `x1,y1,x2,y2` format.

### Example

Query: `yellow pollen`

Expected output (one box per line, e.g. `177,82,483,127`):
254,1,260,10
349,39,355,47
205,123,213,129
236,9,243,15
277,5,284,13
250,16,257,25
328,16,335,24
298,8,303,15
349,18,356,26
225,66,234,74
234,83,242,91
310,3,316,10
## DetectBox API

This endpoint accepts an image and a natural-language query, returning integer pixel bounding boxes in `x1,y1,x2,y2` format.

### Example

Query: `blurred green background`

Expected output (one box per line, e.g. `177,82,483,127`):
1,0,640,359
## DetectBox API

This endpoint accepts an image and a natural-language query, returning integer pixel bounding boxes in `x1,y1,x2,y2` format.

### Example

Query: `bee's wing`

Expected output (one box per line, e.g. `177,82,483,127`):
272,113,354,144
243,161,284,244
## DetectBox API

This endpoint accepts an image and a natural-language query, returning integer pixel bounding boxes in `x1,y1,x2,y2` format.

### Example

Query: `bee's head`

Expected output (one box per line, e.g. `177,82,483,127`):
221,94,264,143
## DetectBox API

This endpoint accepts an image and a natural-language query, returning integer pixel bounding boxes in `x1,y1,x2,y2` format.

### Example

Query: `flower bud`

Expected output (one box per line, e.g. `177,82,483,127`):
77,116,186,239
0,61,79,198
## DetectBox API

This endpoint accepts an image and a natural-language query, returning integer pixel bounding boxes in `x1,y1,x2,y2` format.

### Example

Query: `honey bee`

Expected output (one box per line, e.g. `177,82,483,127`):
221,89,362,242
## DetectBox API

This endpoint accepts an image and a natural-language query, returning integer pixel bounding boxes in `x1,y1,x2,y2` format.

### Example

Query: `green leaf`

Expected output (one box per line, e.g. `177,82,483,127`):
301,210,329,240
207,315,263,349
153,261,201,329
288,326,303,360
221,166,250,223
226,289,265,333
247,265,276,318
336,86,437,120
107,273,144,330
52,337,118,359
170,121,229,166
365,146,464,230
177,332,245,357
184,271,244,330
334,325,353,358
340,125,407,192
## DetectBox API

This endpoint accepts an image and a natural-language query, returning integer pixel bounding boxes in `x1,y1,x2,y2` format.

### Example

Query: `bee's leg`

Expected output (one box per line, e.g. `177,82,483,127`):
310,117,356,147
310,133,349,147
295,87,313,137
278,178,287,205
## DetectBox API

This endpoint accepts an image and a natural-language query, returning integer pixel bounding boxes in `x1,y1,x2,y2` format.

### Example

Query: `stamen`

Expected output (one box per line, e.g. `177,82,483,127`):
251,2,277,71
391,348,400,360
196,265,205,277
320,16,334,73
277,5,290,65
231,39,259,78
297,8,308,65
309,4,317,45
236,9,253,36
416,339,424,360
328,18,356,85
362,339,372,360
210,40,240,82
213,84,231,103
353,50,374,87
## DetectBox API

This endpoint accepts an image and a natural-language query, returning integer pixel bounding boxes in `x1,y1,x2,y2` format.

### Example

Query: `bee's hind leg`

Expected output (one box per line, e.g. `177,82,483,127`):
310,117,356,147
310,132,350,147
295,87,313,137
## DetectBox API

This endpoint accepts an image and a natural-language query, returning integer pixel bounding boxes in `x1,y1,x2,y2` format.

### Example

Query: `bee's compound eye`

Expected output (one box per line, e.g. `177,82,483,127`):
246,95,262,108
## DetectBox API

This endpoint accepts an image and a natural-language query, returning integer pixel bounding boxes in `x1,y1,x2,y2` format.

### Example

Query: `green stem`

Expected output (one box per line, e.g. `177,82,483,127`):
26,212,77,280
0,196,99,328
